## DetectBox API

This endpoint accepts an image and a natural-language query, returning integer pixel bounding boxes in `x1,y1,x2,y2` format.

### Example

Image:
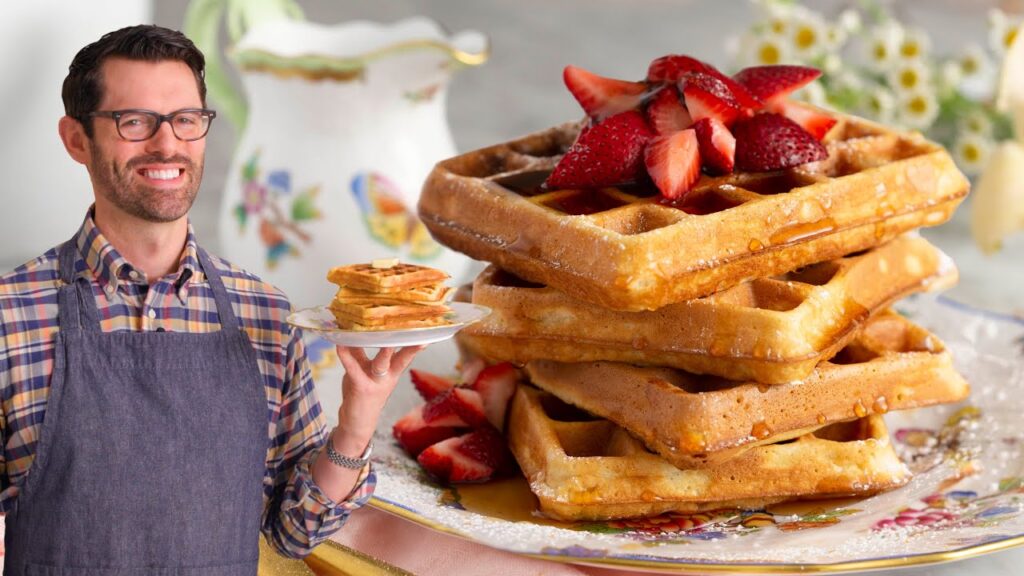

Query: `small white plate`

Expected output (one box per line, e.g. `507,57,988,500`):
286,301,491,348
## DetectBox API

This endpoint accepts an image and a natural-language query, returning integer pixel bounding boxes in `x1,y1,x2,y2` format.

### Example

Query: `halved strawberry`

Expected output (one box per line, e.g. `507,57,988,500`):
417,427,507,483
563,65,649,120
732,112,828,172
471,362,520,431
392,405,459,457
458,356,486,386
733,65,822,105
645,87,693,135
545,110,655,189
769,99,838,141
410,369,455,402
649,56,760,111
644,128,701,200
421,387,488,428
647,54,711,84
681,72,748,127
693,117,736,175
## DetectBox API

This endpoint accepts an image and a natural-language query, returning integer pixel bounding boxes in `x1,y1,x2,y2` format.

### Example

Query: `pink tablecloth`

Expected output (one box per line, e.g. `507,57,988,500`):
330,506,659,576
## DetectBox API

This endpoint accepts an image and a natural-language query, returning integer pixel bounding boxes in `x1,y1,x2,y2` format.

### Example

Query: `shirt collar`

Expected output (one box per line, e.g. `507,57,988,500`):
74,208,204,302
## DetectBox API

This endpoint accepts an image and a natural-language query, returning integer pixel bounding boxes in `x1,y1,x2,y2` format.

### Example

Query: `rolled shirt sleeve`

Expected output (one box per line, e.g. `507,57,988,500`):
260,328,375,558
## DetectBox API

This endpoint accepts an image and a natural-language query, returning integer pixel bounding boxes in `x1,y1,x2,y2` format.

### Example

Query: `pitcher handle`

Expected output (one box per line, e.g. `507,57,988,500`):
183,0,305,133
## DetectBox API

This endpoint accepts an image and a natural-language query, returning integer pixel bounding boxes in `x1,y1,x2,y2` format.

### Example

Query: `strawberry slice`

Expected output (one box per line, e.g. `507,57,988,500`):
458,356,486,386
645,87,693,135
644,128,701,200
421,387,488,428
680,72,750,127
733,65,822,105
545,110,655,190
563,65,649,120
732,112,828,172
417,427,507,483
392,405,459,457
410,369,456,402
769,99,837,141
471,362,520,431
647,54,712,84
693,117,736,175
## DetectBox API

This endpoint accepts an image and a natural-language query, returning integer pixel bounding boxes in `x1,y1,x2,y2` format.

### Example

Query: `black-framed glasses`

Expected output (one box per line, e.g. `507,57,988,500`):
87,108,217,141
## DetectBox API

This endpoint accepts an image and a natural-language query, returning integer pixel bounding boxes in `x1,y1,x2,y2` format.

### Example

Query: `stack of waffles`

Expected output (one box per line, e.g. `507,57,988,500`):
326,260,452,331
417,58,972,521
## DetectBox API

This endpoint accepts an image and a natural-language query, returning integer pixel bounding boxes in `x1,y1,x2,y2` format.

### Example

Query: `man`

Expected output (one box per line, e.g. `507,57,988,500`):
0,24,420,573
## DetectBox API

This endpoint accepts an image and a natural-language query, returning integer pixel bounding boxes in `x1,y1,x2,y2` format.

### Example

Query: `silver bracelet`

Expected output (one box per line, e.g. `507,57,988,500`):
325,435,373,470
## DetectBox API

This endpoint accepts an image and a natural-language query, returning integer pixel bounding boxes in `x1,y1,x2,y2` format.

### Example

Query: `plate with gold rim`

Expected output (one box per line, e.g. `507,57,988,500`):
357,296,1024,573
287,302,490,348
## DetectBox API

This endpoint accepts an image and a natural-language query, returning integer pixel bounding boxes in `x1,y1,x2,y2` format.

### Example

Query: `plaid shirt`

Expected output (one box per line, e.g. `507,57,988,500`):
0,211,372,558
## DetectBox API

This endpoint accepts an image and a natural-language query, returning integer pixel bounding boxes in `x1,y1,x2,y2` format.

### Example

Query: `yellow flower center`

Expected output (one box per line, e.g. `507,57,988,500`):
758,42,782,65
961,142,980,162
901,41,920,58
770,20,786,35
962,57,979,75
795,26,817,50
907,95,928,115
874,43,889,61
900,69,920,89
1006,27,1019,50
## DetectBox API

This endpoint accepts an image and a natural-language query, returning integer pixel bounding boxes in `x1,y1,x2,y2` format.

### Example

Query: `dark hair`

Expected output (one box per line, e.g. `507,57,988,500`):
62,24,207,137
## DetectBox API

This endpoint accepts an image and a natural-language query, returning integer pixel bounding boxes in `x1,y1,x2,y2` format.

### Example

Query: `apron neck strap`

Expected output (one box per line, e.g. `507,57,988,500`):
196,248,240,331
57,238,100,332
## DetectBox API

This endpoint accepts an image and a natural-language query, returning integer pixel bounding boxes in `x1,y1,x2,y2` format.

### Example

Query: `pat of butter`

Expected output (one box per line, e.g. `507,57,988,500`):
371,258,400,269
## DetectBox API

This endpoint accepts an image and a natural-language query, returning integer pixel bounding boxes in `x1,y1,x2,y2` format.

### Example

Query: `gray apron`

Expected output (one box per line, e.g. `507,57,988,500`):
4,239,268,575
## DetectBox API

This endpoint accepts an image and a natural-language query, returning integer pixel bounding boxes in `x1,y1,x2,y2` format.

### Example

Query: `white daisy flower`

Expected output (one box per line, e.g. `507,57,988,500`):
821,53,842,75
863,86,898,125
959,110,994,137
838,9,862,34
887,61,932,94
938,60,963,92
833,70,865,93
752,0,795,37
988,8,1023,55
792,81,828,108
737,31,791,67
898,27,931,61
959,43,992,79
822,24,848,52
953,134,993,175
896,90,940,130
789,13,829,59
865,21,905,72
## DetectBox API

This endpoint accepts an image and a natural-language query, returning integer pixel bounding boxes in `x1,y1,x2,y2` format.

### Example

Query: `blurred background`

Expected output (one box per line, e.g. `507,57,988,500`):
2,0,1021,314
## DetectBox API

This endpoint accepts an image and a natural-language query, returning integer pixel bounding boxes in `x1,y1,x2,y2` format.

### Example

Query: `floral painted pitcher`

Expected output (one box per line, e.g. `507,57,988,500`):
186,1,488,308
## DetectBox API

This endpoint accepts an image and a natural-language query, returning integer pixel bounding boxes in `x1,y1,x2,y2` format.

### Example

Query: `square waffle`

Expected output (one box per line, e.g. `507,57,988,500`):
458,234,956,383
418,110,969,311
509,386,911,521
518,310,968,469
327,262,449,294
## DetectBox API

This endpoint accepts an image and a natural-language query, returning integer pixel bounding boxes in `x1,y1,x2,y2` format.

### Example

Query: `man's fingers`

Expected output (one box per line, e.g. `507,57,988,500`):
392,345,425,372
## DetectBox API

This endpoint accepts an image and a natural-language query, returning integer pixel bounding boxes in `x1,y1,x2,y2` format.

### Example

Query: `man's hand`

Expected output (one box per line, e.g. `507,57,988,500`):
311,345,424,503
335,345,424,440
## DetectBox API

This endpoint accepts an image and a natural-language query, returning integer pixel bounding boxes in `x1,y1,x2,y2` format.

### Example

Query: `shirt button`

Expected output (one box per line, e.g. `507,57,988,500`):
147,309,157,319
129,270,142,281
104,285,115,296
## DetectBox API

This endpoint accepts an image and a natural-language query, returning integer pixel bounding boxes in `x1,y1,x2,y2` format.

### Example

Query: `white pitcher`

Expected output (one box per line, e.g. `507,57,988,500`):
187,2,487,309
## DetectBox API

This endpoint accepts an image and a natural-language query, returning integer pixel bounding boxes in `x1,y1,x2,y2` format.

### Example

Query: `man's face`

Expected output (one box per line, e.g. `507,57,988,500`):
86,57,206,224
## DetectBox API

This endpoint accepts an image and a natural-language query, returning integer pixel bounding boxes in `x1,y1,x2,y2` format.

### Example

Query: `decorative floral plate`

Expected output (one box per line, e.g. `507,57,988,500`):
366,295,1024,573
286,302,490,348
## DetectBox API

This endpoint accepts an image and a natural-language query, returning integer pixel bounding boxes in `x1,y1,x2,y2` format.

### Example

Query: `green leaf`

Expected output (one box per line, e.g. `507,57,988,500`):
242,152,259,182
999,477,1024,492
291,186,322,221
234,204,248,231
